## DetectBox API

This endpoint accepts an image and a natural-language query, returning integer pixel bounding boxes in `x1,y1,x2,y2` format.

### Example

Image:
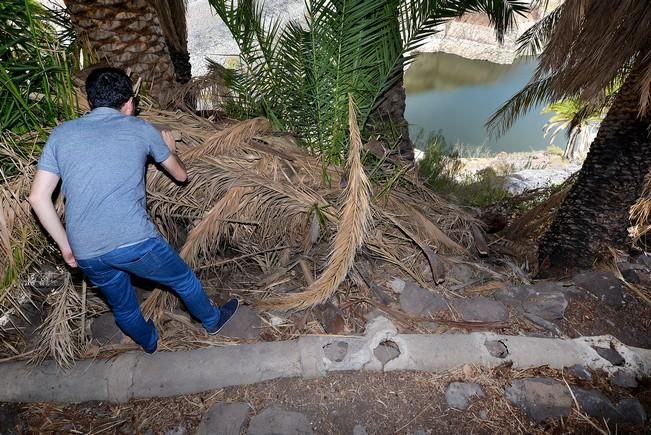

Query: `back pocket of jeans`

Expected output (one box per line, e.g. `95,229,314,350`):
118,250,161,276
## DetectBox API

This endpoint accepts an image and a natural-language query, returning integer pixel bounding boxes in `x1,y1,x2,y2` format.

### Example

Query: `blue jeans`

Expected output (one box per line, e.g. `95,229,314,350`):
77,237,220,352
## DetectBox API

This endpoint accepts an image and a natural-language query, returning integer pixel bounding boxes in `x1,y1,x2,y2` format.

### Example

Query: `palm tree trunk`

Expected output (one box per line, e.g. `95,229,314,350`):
64,0,178,106
539,66,651,270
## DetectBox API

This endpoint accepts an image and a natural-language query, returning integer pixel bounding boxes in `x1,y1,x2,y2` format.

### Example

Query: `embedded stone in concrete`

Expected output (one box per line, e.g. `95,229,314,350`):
505,378,573,422
611,369,638,389
248,406,314,435
566,364,592,381
453,296,508,322
445,382,485,410
219,305,261,339
323,341,349,363
399,285,447,316
573,271,627,305
485,339,508,358
352,424,368,435
615,398,647,426
91,312,124,345
196,402,250,435
571,387,618,420
373,340,401,366
593,346,625,366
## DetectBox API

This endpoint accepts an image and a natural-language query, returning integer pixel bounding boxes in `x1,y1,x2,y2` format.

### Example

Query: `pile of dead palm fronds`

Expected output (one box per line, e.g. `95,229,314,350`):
0,136,49,336
138,97,489,321
0,94,491,364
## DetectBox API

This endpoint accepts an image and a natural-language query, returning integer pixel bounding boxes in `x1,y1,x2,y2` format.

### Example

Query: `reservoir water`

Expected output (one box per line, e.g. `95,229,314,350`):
404,52,565,153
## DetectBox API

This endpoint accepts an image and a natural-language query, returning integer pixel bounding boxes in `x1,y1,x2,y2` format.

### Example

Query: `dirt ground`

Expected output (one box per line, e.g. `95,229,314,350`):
4,366,650,435
561,293,651,349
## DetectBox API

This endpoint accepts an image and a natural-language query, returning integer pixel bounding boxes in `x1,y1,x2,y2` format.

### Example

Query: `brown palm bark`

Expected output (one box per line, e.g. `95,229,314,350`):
538,65,651,271
64,0,178,105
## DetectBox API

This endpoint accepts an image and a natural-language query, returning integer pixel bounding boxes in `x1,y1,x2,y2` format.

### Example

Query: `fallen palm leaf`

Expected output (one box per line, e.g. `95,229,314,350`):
259,95,372,310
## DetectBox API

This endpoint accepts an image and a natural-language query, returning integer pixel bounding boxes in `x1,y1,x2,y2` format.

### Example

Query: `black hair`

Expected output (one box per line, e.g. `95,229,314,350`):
85,67,133,110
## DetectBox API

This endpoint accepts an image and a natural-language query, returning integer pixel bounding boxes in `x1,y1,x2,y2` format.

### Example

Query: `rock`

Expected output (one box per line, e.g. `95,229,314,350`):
373,340,401,365
571,388,618,420
621,268,641,284
635,254,651,268
196,402,250,435
352,424,368,435
219,305,261,339
573,271,628,306
505,168,579,195
611,369,638,389
91,312,125,345
315,302,345,334
522,292,567,320
523,313,561,336
164,425,188,435
445,262,476,284
412,430,427,435
620,267,651,286
248,406,314,435
615,398,647,426
399,285,447,316
388,277,406,294
505,377,573,422
592,346,625,366
453,296,508,322
494,282,570,320
323,341,349,363
27,264,65,291
0,404,18,435
566,365,592,381
445,382,485,410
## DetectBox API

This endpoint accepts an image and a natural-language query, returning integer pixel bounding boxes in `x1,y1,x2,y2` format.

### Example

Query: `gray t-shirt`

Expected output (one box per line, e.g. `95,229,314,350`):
37,107,171,260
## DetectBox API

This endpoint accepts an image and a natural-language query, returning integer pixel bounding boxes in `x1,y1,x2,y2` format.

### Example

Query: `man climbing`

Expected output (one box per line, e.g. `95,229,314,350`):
28,67,238,353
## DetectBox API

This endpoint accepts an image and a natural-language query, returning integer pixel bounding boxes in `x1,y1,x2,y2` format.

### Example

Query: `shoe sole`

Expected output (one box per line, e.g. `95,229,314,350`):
209,300,240,335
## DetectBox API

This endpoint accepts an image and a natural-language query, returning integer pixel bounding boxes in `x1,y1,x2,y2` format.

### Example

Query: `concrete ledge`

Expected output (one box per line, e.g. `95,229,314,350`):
2,317,649,403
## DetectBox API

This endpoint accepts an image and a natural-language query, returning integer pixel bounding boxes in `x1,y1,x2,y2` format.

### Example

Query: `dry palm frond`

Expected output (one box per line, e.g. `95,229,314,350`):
260,95,372,310
31,271,85,367
629,172,651,248
0,137,50,329
182,117,272,161
535,0,651,113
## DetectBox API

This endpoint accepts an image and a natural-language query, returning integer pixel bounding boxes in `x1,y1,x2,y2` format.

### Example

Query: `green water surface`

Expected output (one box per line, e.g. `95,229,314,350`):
405,52,563,153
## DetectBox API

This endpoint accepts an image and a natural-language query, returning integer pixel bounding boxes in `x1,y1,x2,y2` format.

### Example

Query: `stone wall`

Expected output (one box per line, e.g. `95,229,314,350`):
411,12,541,65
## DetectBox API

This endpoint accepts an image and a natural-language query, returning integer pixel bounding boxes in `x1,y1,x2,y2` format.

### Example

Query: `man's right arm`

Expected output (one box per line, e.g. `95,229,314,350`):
159,130,188,183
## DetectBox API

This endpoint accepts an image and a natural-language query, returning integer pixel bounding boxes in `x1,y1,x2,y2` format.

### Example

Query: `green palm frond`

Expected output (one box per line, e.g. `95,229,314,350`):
486,74,555,137
209,0,528,165
0,0,78,136
516,4,561,56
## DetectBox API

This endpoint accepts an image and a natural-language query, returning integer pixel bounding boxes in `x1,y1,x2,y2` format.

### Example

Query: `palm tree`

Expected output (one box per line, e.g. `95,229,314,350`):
542,97,604,161
488,0,651,271
63,0,191,105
